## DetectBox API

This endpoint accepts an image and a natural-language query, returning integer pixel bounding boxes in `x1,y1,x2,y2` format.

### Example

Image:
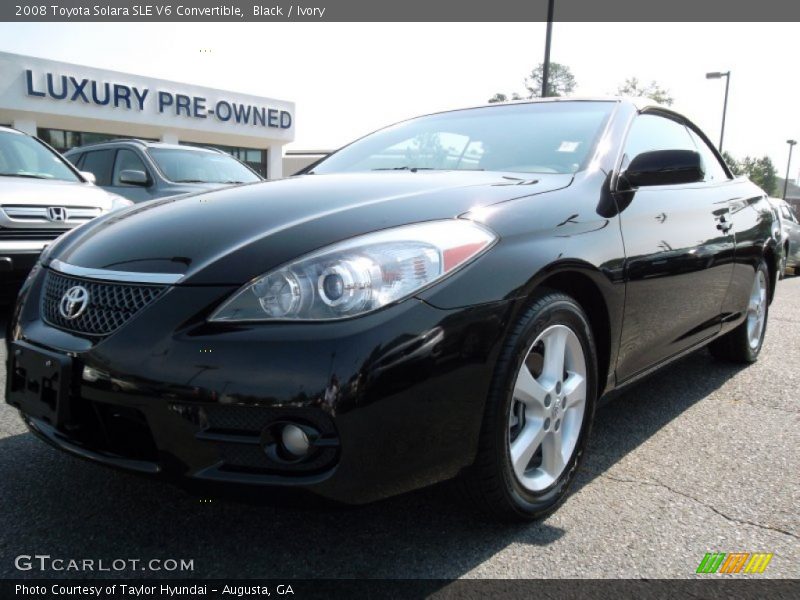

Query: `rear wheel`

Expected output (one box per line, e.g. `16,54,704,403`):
709,260,769,363
463,291,597,521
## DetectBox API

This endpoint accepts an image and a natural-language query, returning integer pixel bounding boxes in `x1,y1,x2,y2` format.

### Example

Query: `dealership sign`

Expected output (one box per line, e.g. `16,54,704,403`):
24,69,292,129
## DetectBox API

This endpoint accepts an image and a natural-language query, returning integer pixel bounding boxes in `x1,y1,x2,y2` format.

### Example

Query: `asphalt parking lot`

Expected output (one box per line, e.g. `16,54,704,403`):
0,278,797,580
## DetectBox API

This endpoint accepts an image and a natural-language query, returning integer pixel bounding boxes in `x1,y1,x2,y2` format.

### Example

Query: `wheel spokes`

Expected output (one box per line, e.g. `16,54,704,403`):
562,371,586,409
510,421,545,479
542,326,568,382
508,323,588,493
541,430,565,478
746,270,767,348
513,364,549,410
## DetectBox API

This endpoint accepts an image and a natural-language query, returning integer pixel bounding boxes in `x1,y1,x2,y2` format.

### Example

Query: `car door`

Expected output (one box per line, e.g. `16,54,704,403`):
109,148,156,202
614,112,736,382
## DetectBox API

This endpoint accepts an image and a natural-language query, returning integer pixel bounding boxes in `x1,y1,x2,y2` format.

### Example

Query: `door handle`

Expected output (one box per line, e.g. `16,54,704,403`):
716,215,733,233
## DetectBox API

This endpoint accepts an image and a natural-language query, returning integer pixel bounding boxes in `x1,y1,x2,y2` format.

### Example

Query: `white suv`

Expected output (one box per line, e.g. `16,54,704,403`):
0,126,131,301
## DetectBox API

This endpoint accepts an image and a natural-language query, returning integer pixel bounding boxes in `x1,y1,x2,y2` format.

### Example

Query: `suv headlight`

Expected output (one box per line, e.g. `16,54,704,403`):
110,196,134,212
210,220,497,322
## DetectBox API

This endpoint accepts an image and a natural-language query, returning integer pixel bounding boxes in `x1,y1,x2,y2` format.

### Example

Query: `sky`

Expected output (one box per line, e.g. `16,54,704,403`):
0,22,797,179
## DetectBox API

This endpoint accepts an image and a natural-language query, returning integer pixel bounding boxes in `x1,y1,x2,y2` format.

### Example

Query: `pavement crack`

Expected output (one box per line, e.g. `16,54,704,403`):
585,469,800,542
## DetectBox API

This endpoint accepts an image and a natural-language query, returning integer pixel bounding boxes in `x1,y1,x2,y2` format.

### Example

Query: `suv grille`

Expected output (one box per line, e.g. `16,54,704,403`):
41,270,166,337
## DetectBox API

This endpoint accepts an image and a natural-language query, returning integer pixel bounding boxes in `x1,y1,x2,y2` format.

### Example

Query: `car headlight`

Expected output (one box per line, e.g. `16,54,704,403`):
210,220,497,322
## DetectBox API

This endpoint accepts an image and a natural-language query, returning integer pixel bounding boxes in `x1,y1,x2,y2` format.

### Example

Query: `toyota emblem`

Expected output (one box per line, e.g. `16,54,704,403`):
59,285,90,320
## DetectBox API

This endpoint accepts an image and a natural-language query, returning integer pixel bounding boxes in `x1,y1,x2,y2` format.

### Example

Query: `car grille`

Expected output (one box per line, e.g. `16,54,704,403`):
0,228,70,240
41,270,166,338
1,205,102,223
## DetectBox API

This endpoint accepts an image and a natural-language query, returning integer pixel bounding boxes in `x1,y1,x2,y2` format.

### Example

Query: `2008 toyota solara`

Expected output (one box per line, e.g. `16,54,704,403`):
6,99,778,520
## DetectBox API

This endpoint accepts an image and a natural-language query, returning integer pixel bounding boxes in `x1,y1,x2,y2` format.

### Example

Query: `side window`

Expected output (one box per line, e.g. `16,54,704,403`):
81,149,115,186
622,114,695,168
0,144,10,172
69,153,84,169
687,128,730,183
113,149,149,185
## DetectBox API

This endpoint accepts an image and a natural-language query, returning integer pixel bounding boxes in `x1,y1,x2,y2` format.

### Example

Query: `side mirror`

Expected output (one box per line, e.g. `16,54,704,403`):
624,150,704,187
118,169,149,186
80,171,96,184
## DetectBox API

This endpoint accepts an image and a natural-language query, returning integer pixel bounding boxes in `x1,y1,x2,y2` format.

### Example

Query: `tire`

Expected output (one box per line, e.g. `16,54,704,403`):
779,246,788,280
462,290,598,521
709,260,770,364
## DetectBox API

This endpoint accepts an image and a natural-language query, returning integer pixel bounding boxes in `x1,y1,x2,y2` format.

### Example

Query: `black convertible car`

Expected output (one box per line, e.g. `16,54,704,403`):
6,98,777,520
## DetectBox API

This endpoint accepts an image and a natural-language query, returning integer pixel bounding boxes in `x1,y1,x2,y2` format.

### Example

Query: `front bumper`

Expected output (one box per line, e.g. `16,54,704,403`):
8,267,514,503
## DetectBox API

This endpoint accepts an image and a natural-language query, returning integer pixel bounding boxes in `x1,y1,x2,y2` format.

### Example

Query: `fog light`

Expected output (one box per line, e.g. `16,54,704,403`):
82,366,101,382
281,423,311,458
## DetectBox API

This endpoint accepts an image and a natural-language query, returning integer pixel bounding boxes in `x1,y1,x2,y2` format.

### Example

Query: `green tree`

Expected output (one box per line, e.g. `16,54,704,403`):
488,92,522,104
525,62,576,98
738,155,778,195
721,151,742,176
615,77,674,106
488,62,576,103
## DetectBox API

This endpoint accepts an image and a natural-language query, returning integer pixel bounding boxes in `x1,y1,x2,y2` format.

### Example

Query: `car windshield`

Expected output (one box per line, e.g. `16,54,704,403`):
311,101,615,176
147,148,261,184
0,131,80,182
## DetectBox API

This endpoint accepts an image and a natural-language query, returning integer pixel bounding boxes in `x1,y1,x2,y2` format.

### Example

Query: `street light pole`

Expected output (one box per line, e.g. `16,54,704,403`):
541,0,555,97
784,139,797,201
706,71,731,152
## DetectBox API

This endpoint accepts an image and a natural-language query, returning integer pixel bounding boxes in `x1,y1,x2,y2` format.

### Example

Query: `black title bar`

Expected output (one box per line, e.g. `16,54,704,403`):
2,0,800,22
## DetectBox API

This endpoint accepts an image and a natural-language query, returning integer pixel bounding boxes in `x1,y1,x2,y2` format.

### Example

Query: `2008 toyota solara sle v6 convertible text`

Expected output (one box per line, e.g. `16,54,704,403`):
6,99,778,520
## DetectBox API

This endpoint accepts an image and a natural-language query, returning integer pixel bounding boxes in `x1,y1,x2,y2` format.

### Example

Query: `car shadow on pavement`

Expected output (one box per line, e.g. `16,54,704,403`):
0,305,746,579
574,350,746,492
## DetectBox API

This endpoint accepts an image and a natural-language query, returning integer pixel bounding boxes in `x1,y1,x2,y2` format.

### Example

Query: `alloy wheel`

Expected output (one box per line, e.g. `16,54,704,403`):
746,269,768,350
507,324,587,492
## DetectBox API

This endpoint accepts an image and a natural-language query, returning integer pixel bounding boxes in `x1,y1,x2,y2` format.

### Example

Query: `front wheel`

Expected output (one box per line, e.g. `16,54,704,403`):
462,291,597,521
779,246,788,279
709,260,770,363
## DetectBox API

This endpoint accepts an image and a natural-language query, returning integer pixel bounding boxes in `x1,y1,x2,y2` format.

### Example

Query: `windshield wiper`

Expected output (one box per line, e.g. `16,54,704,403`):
174,179,206,183
0,172,50,179
370,167,485,173
371,166,436,172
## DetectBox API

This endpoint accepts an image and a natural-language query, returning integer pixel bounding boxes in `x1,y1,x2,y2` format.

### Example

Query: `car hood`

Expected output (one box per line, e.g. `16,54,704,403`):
0,177,116,210
50,171,572,285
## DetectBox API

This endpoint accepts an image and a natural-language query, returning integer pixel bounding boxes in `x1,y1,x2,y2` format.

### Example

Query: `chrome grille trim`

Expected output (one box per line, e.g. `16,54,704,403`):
0,228,69,240
50,259,184,285
1,205,101,223
41,270,167,338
